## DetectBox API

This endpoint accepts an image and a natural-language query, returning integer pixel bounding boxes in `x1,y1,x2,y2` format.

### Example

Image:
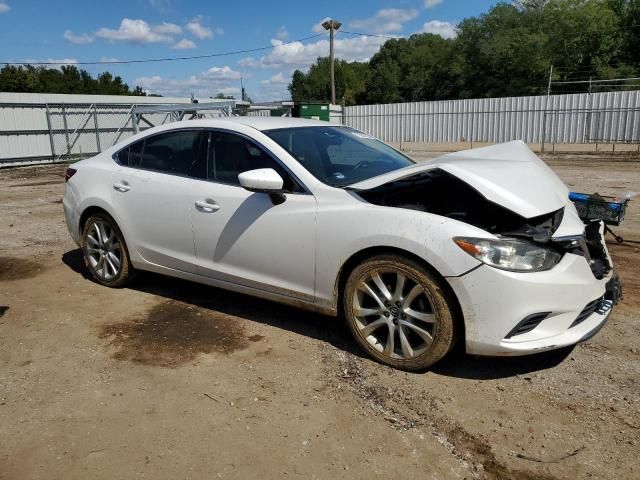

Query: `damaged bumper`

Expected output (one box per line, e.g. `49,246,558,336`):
448,228,619,357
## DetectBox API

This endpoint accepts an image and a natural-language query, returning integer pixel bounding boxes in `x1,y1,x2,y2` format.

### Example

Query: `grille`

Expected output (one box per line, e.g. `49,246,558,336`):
505,312,550,339
570,298,602,328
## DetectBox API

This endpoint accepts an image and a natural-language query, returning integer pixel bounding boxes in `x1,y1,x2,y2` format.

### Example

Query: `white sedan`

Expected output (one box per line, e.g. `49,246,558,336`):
63,117,619,370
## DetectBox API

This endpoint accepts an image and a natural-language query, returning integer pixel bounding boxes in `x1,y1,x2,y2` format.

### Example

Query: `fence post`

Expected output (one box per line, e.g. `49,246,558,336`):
131,108,138,134
93,104,101,153
62,106,71,158
45,105,56,163
541,112,546,153
552,110,556,154
470,109,474,149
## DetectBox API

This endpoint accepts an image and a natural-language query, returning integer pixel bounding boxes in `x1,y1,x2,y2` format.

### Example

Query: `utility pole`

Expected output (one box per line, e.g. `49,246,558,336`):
542,64,553,153
322,19,341,105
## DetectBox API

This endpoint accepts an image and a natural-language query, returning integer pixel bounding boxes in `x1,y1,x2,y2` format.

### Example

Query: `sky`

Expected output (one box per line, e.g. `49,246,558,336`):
0,0,498,101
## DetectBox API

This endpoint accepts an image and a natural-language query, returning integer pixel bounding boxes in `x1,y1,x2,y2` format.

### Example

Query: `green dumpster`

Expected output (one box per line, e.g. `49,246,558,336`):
294,103,330,121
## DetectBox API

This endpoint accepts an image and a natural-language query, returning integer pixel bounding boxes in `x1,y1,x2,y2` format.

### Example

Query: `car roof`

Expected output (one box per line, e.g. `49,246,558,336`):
170,116,337,131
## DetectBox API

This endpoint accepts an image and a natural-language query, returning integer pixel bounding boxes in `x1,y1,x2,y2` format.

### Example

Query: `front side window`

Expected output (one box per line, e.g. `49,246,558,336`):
208,131,301,192
264,126,414,187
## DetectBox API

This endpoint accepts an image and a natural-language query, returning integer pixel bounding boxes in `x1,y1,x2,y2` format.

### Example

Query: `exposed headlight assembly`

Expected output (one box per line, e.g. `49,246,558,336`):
453,237,562,272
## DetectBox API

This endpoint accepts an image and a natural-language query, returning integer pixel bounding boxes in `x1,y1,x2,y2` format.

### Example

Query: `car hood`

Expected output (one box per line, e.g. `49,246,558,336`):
350,140,584,237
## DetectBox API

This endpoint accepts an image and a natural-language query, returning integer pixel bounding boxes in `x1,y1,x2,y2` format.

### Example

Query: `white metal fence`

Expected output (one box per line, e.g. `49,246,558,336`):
344,90,640,150
0,93,233,166
2,90,640,166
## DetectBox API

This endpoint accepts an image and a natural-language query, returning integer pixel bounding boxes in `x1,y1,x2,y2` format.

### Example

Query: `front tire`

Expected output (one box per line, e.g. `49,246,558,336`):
343,254,457,371
82,212,135,287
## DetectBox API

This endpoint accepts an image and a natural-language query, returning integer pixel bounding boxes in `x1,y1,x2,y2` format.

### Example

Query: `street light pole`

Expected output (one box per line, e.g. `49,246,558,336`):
322,19,341,105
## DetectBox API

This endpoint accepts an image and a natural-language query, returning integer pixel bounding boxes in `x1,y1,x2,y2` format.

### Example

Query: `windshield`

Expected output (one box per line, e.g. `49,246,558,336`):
264,126,415,187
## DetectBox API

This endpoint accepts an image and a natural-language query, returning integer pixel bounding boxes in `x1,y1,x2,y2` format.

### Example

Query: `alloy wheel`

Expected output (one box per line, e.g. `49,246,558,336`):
352,269,437,360
85,219,122,281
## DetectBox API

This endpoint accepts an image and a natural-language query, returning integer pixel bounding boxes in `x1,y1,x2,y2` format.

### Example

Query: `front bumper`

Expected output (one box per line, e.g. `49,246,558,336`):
447,251,616,357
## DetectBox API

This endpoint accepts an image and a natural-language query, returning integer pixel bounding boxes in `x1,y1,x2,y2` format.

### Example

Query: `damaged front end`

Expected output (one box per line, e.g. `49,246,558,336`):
351,168,565,242
348,141,616,291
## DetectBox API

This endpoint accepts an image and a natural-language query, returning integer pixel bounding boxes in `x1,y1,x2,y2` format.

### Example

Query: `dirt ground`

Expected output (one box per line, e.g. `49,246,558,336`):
1,155,639,480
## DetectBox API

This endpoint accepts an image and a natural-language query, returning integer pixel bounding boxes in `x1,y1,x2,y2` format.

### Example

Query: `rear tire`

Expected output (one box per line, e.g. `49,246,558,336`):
343,254,457,371
82,212,135,287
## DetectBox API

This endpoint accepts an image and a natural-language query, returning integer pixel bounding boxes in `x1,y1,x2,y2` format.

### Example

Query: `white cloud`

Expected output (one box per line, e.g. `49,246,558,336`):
217,87,240,96
238,57,260,68
261,72,288,85
172,38,197,50
185,16,213,39
258,35,388,68
20,58,78,70
154,22,182,35
424,0,443,8
420,20,456,39
257,72,291,101
100,56,120,63
312,17,331,34
148,0,172,12
64,30,94,45
95,18,179,43
0,2,10,14
349,8,419,34
275,26,289,40
135,65,242,97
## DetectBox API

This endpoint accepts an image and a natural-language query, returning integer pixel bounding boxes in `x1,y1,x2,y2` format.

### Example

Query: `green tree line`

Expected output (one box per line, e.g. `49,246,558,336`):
0,64,147,96
289,0,640,105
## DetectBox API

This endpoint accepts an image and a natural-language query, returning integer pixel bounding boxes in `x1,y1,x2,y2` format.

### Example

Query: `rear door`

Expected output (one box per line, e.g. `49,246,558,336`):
111,129,207,273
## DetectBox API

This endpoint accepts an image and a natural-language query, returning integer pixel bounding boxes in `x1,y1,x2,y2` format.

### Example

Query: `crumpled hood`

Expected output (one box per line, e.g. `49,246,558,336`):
349,141,584,239
351,141,569,218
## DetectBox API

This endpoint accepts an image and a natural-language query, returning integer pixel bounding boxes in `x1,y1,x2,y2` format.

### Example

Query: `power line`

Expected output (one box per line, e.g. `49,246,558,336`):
0,33,327,66
339,30,401,39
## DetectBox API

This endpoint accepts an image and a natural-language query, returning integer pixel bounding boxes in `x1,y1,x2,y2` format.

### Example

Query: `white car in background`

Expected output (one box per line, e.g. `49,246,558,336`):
63,118,620,370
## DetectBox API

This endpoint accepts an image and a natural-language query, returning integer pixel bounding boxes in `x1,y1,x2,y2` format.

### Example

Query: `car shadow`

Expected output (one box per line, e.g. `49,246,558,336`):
61,248,575,380
430,344,574,380
61,248,363,358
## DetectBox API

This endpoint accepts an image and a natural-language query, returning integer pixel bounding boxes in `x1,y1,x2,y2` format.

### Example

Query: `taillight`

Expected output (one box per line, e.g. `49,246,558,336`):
65,168,77,182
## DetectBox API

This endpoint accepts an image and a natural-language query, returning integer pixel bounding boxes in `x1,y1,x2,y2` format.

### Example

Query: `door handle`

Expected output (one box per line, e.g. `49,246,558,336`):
113,181,130,192
195,199,220,212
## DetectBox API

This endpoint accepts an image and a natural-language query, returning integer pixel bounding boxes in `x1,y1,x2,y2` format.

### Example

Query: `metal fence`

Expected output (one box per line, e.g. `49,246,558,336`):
2,90,640,166
345,90,640,151
0,94,234,166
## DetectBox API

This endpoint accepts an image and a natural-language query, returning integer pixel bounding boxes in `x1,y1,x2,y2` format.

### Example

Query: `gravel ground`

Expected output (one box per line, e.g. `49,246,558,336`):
0,155,638,480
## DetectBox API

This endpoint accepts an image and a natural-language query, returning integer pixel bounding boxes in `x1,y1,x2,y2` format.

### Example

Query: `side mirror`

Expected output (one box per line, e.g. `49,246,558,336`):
238,168,286,204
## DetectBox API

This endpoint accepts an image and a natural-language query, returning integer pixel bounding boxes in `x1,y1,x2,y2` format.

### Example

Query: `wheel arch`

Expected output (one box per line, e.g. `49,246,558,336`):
78,204,132,253
79,205,109,234
334,246,466,343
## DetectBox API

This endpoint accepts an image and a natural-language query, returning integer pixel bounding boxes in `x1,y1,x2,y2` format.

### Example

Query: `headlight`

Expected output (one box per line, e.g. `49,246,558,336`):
453,237,562,272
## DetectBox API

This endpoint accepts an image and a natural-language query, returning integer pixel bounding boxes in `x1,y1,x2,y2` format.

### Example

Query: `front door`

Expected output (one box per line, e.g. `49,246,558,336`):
191,130,317,301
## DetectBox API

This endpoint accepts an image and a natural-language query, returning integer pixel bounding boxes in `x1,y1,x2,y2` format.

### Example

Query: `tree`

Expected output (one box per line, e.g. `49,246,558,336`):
288,0,640,104
0,65,147,95
288,57,367,105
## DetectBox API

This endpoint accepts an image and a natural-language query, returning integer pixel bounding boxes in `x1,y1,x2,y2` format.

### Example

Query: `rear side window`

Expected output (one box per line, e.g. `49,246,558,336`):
142,130,205,178
114,140,143,167
128,140,144,167
115,130,206,179
208,132,302,193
